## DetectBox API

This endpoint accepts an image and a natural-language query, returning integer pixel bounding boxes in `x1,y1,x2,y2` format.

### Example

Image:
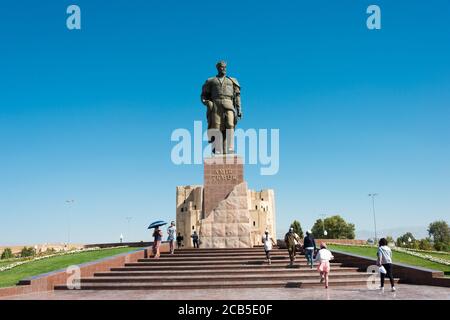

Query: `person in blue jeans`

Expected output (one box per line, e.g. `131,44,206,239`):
303,230,316,268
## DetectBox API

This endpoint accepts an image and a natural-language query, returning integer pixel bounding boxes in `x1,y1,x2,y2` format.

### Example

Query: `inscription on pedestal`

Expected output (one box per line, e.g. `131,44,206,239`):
204,155,244,218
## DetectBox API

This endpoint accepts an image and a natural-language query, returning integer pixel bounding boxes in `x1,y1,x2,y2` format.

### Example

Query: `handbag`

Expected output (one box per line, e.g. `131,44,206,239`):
379,266,387,274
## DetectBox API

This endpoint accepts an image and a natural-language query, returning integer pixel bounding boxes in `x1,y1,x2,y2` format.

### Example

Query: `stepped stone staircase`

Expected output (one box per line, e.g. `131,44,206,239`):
54,247,376,290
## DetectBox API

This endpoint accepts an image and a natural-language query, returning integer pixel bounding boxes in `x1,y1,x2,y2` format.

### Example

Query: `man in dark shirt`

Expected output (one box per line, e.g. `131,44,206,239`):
176,232,184,249
191,231,199,248
303,230,317,268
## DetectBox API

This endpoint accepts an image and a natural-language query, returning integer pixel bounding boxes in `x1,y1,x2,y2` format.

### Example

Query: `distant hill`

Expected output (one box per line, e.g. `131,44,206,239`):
356,226,429,241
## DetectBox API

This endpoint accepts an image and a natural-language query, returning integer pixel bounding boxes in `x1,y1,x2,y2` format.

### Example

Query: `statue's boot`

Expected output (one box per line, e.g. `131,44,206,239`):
208,128,223,154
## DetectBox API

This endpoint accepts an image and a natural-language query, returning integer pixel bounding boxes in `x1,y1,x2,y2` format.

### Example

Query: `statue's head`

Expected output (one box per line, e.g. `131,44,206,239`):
216,60,227,76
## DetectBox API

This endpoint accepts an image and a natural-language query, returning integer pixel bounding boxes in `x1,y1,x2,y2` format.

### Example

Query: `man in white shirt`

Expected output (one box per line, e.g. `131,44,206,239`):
261,230,277,264
167,221,176,254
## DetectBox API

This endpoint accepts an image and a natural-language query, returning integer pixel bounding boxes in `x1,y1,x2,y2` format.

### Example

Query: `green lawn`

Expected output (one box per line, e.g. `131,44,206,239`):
328,244,450,276
0,247,142,288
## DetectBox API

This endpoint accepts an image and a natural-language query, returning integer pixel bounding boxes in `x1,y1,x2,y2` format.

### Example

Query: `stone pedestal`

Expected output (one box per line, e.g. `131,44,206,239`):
200,155,251,248
203,155,244,219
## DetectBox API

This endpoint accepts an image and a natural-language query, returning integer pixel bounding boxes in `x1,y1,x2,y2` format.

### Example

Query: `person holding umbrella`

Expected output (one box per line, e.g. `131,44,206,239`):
148,220,167,259
152,226,163,258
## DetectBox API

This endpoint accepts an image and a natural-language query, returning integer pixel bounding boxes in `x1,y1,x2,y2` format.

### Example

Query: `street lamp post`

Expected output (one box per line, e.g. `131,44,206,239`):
65,200,75,246
320,214,327,237
368,193,378,244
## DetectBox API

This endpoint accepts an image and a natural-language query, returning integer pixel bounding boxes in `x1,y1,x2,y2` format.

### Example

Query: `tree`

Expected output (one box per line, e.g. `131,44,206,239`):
290,220,303,238
418,238,434,251
20,247,36,258
428,220,450,251
311,219,325,238
1,248,13,260
385,236,395,245
311,215,355,239
44,248,56,255
396,232,416,248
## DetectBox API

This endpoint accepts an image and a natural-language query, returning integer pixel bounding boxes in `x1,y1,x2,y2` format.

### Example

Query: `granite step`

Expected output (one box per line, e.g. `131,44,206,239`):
172,249,287,254
55,277,376,290
125,259,312,266
97,267,360,277
112,263,344,272
137,255,298,262
52,246,378,291
82,272,368,283
160,252,288,257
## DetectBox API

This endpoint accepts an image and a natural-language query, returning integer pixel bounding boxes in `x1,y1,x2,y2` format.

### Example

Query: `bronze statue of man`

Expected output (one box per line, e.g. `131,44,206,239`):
201,61,242,154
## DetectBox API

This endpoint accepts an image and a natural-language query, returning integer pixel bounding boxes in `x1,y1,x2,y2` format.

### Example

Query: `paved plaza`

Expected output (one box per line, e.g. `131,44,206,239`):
2,284,449,300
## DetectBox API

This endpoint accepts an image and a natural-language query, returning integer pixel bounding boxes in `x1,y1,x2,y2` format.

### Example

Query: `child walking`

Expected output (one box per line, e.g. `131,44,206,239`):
314,242,334,289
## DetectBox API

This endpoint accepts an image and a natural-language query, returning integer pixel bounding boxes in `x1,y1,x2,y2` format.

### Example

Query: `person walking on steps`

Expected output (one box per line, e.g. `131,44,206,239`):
191,231,200,248
152,226,163,259
314,242,334,289
167,221,176,254
303,230,317,269
176,232,184,249
284,227,301,267
262,229,277,264
377,238,396,292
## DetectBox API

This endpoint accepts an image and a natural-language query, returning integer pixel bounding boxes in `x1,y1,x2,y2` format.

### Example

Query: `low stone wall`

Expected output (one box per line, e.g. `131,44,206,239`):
0,243,169,298
318,239,367,245
276,239,367,249
84,241,152,248
331,250,450,287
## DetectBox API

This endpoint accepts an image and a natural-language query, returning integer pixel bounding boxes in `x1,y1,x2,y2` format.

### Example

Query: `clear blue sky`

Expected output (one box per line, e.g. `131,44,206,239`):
1,0,449,244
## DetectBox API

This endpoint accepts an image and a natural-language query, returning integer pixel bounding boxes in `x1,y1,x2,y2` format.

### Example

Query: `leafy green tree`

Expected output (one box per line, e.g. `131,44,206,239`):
311,215,355,239
418,238,434,251
290,220,303,238
396,232,416,248
428,220,450,251
311,219,325,238
20,247,36,258
44,248,56,255
1,248,13,260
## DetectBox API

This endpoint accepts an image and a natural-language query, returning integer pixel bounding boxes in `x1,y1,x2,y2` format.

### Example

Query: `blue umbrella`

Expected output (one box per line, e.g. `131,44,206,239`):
148,220,168,229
